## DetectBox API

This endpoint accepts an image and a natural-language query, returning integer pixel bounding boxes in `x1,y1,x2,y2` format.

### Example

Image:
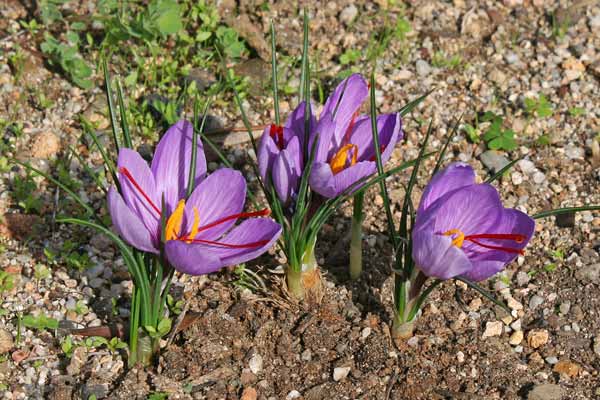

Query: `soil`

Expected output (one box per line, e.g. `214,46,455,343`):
1,0,599,399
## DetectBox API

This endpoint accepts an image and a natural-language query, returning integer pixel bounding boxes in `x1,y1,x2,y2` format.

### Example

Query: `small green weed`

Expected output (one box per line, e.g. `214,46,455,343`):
22,314,59,331
524,94,553,119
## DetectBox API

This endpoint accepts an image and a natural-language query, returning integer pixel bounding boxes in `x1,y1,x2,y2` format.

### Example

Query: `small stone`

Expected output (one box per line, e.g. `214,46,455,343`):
545,356,559,364
361,327,371,339
505,52,520,64
30,131,61,159
555,212,575,228
507,297,523,311
518,159,537,175
339,4,358,25
483,321,503,338
480,150,509,173
529,295,544,310
532,172,546,184
406,336,419,347
593,336,600,357
510,319,522,331
579,263,600,283
0,329,13,354
468,298,482,311
511,172,523,185
516,271,530,287
333,366,351,382
457,351,465,363
527,384,564,400
509,330,523,345
553,360,580,378
416,60,432,77
527,329,549,349
249,354,263,374
286,390,301,399
67,346,87,376
565,145,584,160
241,387,257,400
559,302,570,315
301,349,312,361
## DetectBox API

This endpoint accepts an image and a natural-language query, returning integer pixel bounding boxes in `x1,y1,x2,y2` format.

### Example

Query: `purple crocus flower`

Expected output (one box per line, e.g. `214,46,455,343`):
412,162,535,281
258,101,315,204
108,120,282,275
309,74,403,198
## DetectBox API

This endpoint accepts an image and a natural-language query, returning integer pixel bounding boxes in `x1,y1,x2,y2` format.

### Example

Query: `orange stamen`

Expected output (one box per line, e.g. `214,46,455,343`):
119,167,161,215
330,143,358,174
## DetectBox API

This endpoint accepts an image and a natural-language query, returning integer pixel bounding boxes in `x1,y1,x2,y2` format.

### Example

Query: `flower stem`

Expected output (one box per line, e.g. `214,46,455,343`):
349,192,364,280
286,268,305,300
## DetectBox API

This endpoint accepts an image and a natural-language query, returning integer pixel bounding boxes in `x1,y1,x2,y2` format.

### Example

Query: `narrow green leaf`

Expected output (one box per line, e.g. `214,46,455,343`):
369,72,397,249
80,116,118,184
102,58,121,151
455,276,511,314
484,157,522,184
298,8,309,103
533,205,600,219
68,146,107,194
407,279,443,321
14,160,101,224
270,20,280,126
187,98,212,198
398,90,433,117
116,79,132,148
432,113,463,176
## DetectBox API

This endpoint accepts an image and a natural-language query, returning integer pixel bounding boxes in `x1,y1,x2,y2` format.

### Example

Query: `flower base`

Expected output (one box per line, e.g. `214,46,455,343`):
285,266,323,304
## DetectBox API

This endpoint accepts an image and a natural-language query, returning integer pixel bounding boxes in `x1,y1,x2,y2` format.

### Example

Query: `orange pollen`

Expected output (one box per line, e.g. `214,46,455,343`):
329,143,358,175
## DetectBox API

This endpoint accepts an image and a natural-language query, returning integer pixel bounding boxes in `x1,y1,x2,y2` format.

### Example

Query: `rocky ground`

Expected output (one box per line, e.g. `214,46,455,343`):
0,0,599,399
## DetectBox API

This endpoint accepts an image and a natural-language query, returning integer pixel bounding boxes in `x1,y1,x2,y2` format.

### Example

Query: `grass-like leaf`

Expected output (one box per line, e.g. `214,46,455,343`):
398,90,434,117
68,145,107,194
187,98,212,198
533,205,600,219
455,276,511,314
116,79,133,149
271,20,280,126
432,113,463,176
14,160,101,224
80,116,118,184
103,58,121,151
484,157,522,184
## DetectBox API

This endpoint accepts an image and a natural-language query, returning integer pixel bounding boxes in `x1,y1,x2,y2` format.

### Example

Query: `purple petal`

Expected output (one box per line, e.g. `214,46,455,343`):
184,168,246,240
415,183,502,238
284,100,316,146
312,112,336,163
272,138,302,204
258,127,280,183
321,74,368,145
350,113,402,163
164,240,224,275
309,160,376,198
417,162,476,215
117,148,160,236
107,187,159,253
203,218,282,266
309,162,336,198
461,208,535,281
151,120,207,211
412,229,473,279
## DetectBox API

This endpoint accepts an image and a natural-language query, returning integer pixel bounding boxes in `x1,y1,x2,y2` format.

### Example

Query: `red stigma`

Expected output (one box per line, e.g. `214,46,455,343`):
464,233,526,255
269,124,284,150
187,238,269,249
197,209,271,233
119,167,161,216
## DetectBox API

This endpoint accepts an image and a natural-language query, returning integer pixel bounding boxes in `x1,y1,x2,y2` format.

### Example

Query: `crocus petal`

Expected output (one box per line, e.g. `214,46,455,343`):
272,150,294,204
350,113,402,163
412,229,473,279
184,168,246,240
415,183,502,237
258,127,280,183
417,162,476,215
202,218,282,266
321,74,368,143
309,162,336,198
151,120,207,211
164,240,224,275
107,187,159,253
309,160,376,198
284,100,316,145
117,148,160,236
312,112,336,163
462,208,535,271
462,260,507,282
